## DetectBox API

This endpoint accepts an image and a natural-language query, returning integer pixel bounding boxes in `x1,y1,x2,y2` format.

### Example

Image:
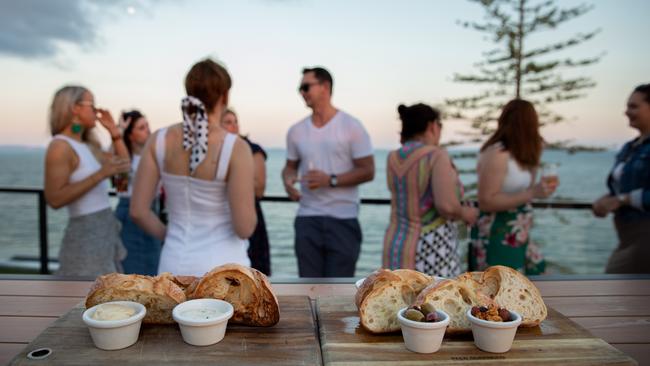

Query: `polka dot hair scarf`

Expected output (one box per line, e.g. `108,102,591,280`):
181,96,209,174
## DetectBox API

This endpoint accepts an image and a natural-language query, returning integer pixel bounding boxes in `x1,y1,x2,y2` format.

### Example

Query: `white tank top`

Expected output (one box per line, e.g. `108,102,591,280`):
502,157,532,193
483,143,532,193
154,127,250,276
52,135,110,217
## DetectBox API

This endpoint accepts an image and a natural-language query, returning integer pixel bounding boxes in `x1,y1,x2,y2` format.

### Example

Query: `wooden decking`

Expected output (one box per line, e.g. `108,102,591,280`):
0,275,648,365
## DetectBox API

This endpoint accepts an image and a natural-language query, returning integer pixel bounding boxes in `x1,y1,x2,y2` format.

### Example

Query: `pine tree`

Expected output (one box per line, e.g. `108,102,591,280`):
446,0,603,136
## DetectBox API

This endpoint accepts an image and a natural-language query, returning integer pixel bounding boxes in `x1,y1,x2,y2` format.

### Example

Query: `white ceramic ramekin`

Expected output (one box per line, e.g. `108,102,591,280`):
82,301,146,350
172,299,234,346
467,308,522,353
397,308,450,353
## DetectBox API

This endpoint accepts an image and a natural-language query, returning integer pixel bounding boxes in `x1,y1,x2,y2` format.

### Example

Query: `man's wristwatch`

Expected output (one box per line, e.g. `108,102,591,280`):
617,193,629,205
329,174,338,187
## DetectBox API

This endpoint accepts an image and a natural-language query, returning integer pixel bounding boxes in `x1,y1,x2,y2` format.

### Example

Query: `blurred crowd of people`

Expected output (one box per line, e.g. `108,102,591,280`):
43,59,650,277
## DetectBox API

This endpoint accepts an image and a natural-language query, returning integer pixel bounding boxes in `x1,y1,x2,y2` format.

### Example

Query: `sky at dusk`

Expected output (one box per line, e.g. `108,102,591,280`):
0,0,648,149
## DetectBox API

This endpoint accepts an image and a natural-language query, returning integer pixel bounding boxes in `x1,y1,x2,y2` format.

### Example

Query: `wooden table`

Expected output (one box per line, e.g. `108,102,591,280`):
1,275,648,365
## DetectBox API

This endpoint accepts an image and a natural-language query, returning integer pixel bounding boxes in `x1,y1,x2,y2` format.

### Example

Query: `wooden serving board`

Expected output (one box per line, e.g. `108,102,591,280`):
9,296,321,366
317,295,637,365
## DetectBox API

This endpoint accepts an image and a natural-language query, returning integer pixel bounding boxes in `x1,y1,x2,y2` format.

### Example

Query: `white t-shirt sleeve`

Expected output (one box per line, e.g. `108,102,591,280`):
349,118,373,159
286,124,299,161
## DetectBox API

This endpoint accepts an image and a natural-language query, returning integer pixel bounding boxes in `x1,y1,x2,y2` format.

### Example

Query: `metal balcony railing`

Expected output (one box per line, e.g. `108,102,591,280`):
0,187,594,274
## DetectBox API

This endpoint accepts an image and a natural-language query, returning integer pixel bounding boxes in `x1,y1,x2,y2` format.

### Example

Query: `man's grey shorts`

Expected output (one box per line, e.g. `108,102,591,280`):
294,216,362,277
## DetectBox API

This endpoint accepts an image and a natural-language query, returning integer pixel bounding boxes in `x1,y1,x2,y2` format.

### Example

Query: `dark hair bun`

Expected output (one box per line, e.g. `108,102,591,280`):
397,103,441,144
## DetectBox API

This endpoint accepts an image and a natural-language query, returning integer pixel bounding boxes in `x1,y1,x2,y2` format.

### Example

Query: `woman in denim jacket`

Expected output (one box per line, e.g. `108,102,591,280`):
593,84,650,273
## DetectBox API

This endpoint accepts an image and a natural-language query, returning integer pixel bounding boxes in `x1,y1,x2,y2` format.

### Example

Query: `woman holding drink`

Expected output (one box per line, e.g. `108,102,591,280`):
468,99,556,275
44,85,130,276
114,110,162,275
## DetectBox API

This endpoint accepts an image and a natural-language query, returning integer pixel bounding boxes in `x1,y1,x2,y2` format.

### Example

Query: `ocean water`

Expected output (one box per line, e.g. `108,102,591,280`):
0,146,618,276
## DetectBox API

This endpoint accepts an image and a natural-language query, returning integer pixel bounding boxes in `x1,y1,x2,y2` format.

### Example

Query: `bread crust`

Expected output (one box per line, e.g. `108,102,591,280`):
189,263,280,326
392,269,432,293
354,269,401,309
85,273,186,324
359,279,415,333
84,264,281,327
355,268,434,334
414,279,494,334
355,266,547,334
481,265,547,327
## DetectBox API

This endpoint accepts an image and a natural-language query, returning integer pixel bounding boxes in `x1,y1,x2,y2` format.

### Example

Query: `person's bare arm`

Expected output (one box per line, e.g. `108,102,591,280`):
96,108,129,161
431,150,478,224
336,155,375,187
129,132,166,240
227,138,257,238
44,140,129,209
477,148,551,212
303,155,375,189
282,159,301,201
253,152,266,199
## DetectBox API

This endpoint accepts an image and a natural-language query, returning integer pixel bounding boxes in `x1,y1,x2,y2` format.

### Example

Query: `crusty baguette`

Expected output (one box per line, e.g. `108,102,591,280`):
481,265,547,327
414,279,493,333
359,280,416,333
188,263,280,326
85,272,186,324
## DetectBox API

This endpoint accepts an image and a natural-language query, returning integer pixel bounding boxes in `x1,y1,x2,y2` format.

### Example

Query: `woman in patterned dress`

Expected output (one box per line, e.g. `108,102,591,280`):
469,99,556,275
383,103,478,277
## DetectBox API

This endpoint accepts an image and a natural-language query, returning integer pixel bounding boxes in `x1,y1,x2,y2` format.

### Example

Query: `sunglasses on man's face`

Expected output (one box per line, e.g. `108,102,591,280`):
298,82,321,93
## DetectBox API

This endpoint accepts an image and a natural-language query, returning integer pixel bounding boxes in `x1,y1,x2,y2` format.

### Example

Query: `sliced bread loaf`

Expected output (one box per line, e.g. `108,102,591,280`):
413,279,493,333
188,263,280,326
392,269,432,293
354,269,402,309
359,280,416,333
85,272,186,324
481,265,547,327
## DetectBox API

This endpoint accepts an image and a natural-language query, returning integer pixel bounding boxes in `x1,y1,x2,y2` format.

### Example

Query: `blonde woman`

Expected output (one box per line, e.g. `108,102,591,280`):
130,59,256,277
44,85,131,276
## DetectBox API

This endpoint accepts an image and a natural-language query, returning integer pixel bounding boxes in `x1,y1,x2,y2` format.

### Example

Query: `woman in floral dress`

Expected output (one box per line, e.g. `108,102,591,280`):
469,99,556,275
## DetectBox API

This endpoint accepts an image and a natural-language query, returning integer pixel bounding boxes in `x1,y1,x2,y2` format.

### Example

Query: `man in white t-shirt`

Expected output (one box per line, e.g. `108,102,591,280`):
282,67,375,277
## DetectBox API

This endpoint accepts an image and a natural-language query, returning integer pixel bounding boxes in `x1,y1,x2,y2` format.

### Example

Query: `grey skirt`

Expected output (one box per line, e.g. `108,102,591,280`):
57,207,127,276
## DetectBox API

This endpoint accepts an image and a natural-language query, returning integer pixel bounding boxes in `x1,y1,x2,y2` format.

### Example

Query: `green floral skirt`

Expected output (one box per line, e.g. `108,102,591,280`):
468,203,545,275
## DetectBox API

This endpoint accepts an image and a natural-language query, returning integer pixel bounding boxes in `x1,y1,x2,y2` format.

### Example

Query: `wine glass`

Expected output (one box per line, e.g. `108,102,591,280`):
541,163,559,194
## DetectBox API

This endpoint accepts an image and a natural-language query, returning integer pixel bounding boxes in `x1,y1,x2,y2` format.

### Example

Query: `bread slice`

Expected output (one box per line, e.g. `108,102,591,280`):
188,263,280,326
392,269,432,294
359,280,416,333
85,272,186,324
354,269,402,309
481,265,547,327
414,279,493,333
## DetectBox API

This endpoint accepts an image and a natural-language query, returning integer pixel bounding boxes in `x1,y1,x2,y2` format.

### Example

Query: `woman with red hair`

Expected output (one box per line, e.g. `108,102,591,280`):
469,99,556,274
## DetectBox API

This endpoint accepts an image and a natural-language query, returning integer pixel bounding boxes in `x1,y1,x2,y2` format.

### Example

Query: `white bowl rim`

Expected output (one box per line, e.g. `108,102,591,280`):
355,275,446,289
82,301,146,329
466,308,522,328
397,307,450,329
172,298,234,326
